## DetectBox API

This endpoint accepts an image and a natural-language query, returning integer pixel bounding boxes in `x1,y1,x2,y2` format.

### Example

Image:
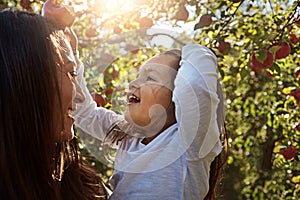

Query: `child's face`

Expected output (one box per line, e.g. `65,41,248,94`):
125,54,179,136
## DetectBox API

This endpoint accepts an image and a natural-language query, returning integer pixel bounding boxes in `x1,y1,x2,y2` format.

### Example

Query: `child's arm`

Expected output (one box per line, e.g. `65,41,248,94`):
172,44,222,160
74,56,123,142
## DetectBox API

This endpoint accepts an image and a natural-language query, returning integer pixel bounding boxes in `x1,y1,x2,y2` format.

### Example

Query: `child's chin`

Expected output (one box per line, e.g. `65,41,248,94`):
124,109,130,122
124,112,141,126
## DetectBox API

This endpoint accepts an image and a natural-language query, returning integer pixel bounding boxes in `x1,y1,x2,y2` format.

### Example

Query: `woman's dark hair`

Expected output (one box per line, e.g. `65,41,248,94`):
0,10,106,199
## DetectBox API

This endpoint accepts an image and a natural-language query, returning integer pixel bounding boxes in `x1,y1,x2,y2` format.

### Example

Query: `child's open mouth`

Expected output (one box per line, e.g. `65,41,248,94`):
127,92,141,103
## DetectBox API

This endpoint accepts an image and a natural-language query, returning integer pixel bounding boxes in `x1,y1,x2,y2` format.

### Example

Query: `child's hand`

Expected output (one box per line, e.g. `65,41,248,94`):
64,27,78,56
42,0,75,27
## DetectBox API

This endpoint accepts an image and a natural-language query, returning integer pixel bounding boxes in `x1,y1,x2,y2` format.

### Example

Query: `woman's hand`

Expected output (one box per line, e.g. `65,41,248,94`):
42,0,75,27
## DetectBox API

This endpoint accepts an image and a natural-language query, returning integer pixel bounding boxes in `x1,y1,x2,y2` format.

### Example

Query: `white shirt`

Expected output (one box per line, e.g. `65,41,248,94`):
74,44,223,200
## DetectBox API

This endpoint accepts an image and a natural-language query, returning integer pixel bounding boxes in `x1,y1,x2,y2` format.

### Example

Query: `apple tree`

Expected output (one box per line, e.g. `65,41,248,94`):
1,0,300,198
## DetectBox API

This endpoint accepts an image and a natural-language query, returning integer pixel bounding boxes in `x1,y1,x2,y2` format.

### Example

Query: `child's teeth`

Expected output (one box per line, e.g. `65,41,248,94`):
129,95,140,103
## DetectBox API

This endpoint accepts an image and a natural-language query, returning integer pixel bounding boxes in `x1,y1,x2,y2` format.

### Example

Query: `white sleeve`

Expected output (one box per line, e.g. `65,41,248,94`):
172,44,221,159
73,57,123,141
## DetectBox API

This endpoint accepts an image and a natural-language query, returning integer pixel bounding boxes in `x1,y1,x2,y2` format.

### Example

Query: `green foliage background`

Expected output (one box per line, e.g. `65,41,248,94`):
1,0,300,199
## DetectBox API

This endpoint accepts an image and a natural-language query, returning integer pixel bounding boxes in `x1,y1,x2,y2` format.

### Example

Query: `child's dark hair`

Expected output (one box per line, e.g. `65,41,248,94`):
205,127,228,200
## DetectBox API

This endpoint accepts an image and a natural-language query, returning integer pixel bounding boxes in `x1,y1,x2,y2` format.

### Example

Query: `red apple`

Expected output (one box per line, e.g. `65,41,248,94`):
296,124,300,132
280,146,298,160
295,68,300,78
138,17,153,28
251,49,274,69
218,41,230,54
250,65,263,72
42,0,75,27
290,89,300,102
21,0,33,11
174,5,189,21
198,14,212,28
92,93,106,107
103,66,119,78
269,42,291,59
86,28,98,37
290,33,298,44
113,26,122,34
112,68,119,79
125,44,140,54
105,88,114,97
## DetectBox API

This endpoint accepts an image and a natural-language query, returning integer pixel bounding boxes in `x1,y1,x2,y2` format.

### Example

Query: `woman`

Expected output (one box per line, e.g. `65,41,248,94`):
0,10,107,199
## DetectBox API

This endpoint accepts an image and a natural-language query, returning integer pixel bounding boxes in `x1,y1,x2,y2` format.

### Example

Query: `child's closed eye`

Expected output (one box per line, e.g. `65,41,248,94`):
146,76,156,81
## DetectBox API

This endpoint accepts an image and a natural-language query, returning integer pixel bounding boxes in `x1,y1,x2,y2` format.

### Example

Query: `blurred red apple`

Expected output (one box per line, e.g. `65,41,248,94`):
251,49,274,69
250,65,263,72
269,42,291,59
113,26,122,34
290,33,298,44
111,68,119,79
105,88,114,97
174,5,189,21
218,41,230,54
296,124,300,132
198,14,212,28
290,89,300,102
295,68,300,78
86,28,98,37
125,44,140,54
21,0,33,11
138,17,153,28
42,0,75,27
280,146,298,160
92,93,106,107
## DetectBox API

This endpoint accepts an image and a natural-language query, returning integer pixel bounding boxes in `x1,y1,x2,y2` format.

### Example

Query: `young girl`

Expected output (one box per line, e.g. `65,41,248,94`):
74,44,227,199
